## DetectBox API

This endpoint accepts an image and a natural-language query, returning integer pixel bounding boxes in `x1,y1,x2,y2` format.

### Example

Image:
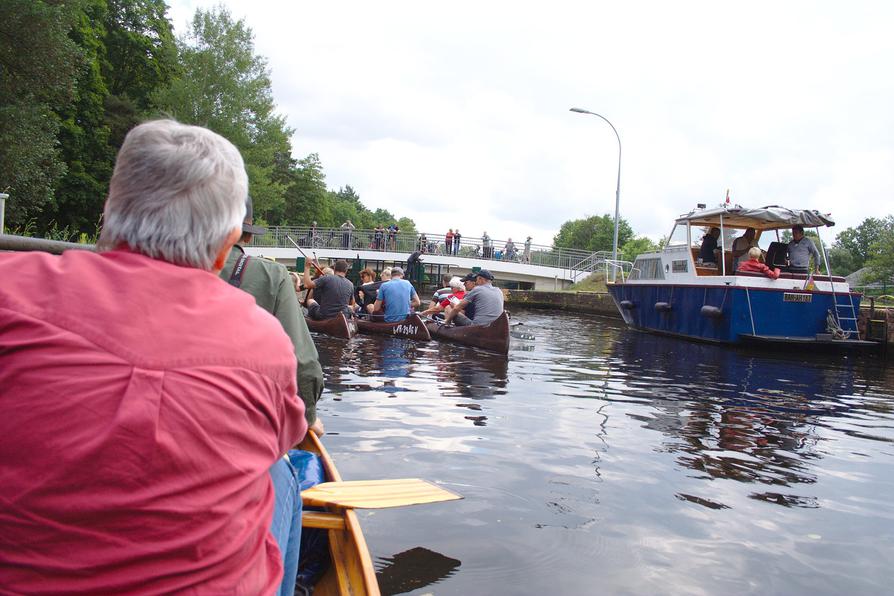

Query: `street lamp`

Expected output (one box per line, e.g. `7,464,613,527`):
569,107,622,281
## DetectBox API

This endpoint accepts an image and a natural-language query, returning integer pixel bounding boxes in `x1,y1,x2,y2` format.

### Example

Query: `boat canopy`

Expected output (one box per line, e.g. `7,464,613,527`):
676,205,835,231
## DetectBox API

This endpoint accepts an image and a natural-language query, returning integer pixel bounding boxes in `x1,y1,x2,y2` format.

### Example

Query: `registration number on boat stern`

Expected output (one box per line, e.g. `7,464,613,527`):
783,292,812,303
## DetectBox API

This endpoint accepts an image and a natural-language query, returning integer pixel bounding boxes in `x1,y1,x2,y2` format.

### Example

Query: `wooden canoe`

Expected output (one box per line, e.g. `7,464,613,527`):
356,312,431,341
304,312,358,340
298,431,380,596
424,311,510,354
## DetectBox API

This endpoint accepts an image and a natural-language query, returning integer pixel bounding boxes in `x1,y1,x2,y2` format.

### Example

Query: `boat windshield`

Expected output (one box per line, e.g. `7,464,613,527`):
666,223,689,247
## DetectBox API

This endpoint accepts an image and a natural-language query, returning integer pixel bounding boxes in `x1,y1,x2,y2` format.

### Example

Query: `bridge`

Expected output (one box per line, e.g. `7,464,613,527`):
246,226,609,290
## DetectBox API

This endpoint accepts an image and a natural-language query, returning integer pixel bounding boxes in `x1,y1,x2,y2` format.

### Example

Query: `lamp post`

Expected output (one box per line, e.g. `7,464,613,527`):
569,107,622,281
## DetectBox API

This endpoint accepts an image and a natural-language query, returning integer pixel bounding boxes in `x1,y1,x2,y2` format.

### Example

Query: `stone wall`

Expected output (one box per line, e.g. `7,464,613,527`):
858,306,892,348
505,290,620,318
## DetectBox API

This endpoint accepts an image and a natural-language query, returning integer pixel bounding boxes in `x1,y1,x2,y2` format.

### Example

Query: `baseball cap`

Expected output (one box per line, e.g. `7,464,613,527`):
476,269,494,280
241,195,267,235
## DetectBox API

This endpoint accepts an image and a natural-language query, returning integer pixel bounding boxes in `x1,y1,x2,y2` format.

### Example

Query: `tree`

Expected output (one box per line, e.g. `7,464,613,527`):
0,0,82,231
47,0,115,233
863,216,894,285
553,214,634,253
102,0,178,111
620,236,658,263
151,6,292,217
833,217,890,271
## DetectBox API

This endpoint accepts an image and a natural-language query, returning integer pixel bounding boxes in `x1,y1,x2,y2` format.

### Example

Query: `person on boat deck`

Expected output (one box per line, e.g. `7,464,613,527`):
443,269,504,326
373,266,421,322
422,276,466,318
220,196,325,437
788,224,821,273
0,120,307,595
304,259,355,320
699,227,721,264
355,267,383,315
732,227,759,269
738,246,781,279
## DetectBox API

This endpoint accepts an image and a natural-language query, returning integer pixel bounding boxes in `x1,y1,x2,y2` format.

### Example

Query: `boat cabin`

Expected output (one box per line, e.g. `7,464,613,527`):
625,204,841,285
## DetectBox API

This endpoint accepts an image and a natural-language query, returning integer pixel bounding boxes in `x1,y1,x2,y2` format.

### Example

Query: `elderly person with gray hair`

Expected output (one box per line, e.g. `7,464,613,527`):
0,120,306,594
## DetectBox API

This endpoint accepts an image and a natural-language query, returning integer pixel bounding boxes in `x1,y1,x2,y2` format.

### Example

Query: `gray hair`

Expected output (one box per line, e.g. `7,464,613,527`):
97,119,247,270
449,276,463,289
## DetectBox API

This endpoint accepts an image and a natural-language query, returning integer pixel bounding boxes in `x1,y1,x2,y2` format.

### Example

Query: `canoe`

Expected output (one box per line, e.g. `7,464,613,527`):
304,312,358,339
356,312,431,341
424,311,510,354
298,431,380,596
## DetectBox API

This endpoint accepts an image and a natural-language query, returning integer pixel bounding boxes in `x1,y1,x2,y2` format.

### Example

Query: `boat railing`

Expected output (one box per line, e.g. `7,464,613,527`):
602,258,636,283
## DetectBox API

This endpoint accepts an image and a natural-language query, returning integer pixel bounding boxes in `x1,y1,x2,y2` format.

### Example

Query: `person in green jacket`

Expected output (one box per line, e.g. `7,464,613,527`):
220,196,326,435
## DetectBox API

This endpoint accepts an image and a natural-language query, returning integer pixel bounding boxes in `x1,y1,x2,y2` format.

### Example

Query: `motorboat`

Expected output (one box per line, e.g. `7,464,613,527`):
607,204,874,349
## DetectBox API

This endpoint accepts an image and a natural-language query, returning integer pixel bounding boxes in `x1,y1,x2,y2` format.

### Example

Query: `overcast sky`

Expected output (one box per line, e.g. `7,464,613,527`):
168,0,894,245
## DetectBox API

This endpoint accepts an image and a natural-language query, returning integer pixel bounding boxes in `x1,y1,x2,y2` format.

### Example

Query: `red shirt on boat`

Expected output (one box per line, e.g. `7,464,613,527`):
0,249,306,594
737,258,781,279
439,289,465,308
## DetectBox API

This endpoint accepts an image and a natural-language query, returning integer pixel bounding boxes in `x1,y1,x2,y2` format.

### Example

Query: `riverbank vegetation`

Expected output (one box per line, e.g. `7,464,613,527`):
0,0,412,239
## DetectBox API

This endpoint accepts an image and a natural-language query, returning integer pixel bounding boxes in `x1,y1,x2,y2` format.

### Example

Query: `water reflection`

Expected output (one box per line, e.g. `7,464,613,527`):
309,311,894,595
609,329,885,508
375,547,461,595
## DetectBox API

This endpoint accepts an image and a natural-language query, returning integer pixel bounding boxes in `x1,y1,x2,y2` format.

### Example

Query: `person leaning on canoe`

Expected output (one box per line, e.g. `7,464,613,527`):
220,196,326,437
421,276,465,319
443,269,504,326
303,258,356,319
372,266,421,322
0,120,307,594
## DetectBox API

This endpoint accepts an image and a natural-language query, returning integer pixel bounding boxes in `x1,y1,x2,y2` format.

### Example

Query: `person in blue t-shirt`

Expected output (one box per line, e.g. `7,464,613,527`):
373,267,420,322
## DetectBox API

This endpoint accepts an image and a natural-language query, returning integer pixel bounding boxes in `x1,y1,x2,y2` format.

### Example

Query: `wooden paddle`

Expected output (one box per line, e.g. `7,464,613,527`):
286,235,325,275
302,478,462,509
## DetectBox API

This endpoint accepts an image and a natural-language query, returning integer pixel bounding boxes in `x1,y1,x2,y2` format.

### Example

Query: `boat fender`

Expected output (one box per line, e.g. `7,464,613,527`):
654,302,672,312
620,300,635,310
700,305,724,318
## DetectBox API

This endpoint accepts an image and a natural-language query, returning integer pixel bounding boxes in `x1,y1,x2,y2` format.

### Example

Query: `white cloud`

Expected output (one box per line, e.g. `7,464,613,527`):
167,0,894,245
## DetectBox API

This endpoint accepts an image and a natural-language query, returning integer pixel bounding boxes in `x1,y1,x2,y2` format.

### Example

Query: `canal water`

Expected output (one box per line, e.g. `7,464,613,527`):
311,309,894,595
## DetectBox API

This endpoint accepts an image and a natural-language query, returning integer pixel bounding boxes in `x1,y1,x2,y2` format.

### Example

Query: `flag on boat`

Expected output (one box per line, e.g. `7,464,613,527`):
725,189,730,204
803,273,816,291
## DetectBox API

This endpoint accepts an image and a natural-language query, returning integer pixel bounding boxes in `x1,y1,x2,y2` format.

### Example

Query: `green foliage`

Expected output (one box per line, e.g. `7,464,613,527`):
863,216,894,284
553,214,634,253
49,0,115,233
620,236,658,262
567,272,607,293
150,6,292,218
0,0,82,231
833,217,890,271
102,0,178,110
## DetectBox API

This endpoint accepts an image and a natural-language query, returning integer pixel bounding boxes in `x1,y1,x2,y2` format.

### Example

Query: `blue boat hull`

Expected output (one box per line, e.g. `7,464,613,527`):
608,283,862,345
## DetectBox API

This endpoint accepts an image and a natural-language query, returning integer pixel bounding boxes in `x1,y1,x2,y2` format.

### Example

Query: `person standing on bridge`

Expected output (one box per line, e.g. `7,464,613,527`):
453,229,462,255
340,219,355,248
524,236,532,263
445,229,454,254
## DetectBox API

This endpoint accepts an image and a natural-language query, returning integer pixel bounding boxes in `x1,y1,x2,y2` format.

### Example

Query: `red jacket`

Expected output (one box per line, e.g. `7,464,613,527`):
737,258,781,279
0,249,305,594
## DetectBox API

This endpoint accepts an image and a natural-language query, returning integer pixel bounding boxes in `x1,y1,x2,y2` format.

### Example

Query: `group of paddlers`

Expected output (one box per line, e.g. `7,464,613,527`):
294,262,505,327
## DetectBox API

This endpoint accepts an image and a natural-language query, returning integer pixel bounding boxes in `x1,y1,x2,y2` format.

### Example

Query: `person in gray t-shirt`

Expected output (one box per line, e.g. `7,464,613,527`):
303,259,355,319
444,269,504,326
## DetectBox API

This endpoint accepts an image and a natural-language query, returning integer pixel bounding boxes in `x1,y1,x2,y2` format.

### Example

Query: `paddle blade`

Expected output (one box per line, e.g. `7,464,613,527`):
302,478,462,509
510,330,536,340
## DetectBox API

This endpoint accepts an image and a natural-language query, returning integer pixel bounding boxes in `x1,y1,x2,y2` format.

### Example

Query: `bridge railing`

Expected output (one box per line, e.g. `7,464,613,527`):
251,226,603,272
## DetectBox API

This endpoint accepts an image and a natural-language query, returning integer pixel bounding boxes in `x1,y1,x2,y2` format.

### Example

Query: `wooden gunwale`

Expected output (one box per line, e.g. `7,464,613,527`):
355,312,431,341
298,431,379,596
